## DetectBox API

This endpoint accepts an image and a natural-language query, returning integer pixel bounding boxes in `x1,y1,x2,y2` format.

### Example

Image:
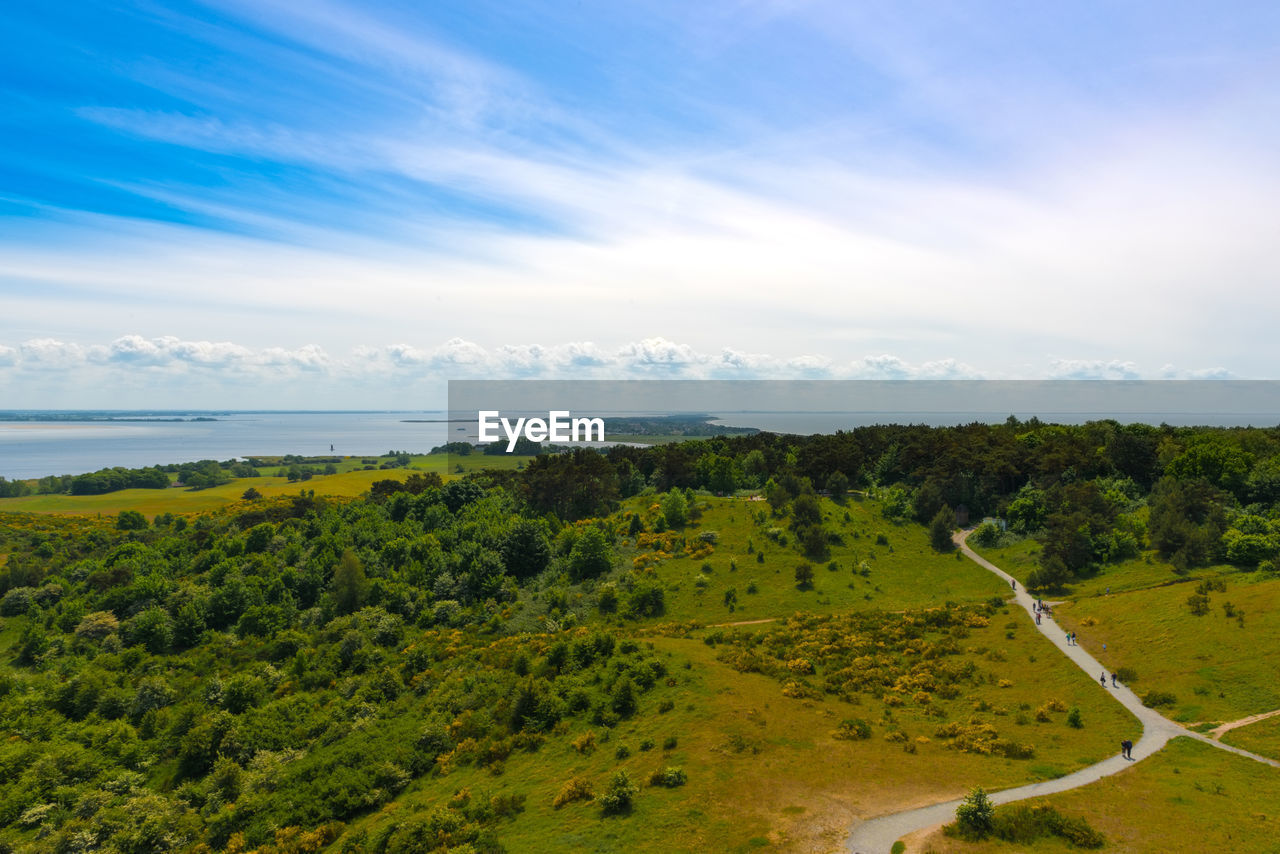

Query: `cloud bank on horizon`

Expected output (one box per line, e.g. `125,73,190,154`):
2,1,1278,406
0,334,1235,409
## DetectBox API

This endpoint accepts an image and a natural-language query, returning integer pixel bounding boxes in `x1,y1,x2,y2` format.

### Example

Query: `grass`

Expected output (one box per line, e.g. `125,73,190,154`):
325,493,1136,853
1052,573,1280,721
969,537,1235,599
0,452,532,519
619,495,1007,625
909,737,1280,853
1223,713,1280,762
343,615,1134,854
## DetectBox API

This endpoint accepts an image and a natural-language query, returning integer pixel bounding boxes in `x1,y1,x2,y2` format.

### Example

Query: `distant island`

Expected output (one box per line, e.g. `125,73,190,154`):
601,413,758,436
0,412,221,422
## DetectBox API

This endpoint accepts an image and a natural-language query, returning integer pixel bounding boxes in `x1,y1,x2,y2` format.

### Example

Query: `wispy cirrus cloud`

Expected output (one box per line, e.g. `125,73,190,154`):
3,0,1279,407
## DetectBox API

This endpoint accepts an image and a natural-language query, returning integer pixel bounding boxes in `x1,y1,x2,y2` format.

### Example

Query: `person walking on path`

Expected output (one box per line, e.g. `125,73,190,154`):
1011,579,1016,591
1120,739,1133,759
1111,673,1118,687
1101,673,1107,687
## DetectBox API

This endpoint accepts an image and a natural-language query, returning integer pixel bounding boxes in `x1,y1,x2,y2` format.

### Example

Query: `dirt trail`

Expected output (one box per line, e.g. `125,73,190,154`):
1208,707,1280,740
707,617,778,628
845,529,1280,854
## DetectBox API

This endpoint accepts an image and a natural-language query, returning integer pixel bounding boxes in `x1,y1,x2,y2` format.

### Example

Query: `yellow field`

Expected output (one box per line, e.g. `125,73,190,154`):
0,452,532,518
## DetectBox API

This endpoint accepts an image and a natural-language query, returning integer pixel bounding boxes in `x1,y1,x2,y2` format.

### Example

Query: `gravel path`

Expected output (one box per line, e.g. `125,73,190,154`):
845,529,1279,853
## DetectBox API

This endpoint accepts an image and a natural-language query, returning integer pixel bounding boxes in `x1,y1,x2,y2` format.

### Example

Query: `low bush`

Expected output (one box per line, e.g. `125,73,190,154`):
648,766,687,787
598,770,638,815
553,777,594,808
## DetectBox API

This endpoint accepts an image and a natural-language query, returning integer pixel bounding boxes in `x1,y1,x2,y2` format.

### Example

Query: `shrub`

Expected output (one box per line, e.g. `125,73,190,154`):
116,510,147,530
571,731,598,754
1115,667,1139,684
834,718,873,740
553,777,594,808
1142,690,1178,708
794,563,815,588
953,787,994,839
1067,707,1083,729
988,802,1104,848
648,766,687,787
598,770,638,815
662,735,678,750
1,587,36,616
75,611,120,640
971,521,1003,548
615,745,631,760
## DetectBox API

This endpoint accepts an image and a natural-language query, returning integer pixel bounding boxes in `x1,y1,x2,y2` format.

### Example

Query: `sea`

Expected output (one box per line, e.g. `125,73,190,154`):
3,408,1279,481
0,412,455,480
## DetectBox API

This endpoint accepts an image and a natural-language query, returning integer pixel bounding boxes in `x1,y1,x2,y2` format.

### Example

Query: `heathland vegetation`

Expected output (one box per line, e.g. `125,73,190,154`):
2,419,1280,851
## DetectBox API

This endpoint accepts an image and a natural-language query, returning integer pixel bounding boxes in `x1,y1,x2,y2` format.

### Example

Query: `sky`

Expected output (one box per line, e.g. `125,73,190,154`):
2,0,1279,408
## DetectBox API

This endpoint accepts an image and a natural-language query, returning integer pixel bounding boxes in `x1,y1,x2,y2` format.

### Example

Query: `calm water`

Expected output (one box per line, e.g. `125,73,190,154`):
0,412,454,480
4,408,1279,481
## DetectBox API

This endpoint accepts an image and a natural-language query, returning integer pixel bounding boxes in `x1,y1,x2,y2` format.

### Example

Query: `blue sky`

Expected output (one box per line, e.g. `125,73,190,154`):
3,1,1279,407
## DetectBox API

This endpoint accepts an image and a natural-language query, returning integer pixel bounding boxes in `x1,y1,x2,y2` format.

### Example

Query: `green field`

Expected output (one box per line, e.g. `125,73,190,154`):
618,495,1007,625
970,537,1235,599
0,452,534,518
1223,713,1280,763
1050,572,1280,722
913,737,1280,853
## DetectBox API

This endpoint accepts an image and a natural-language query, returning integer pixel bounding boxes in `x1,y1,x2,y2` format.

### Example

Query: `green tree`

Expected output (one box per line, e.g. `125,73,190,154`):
954,786,994,839
611,676,638,717
660,490,689,528
128,607,174,654
332,549,368,615
116,510,147,531
791,492,822,528
826,470,850,503
1005,484,1048,534
599,770,638,815
501,517,551,579
568,527,614,581
929,505,955,552
794,562,814,589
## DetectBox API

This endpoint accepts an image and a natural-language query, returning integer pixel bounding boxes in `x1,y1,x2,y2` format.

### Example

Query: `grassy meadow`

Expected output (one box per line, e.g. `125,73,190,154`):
1223,713,1280,763
968,535,1280,724
1051,572,1280,722
0,452,534,518
909,737,1280,854
618,495,1007,624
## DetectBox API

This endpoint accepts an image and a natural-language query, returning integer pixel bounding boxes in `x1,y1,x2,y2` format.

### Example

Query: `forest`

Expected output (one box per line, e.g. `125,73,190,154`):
2,418,1279,852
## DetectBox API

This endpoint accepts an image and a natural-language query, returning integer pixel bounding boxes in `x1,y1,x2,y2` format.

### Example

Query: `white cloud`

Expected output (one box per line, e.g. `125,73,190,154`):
19,338,90,369
0,333,1256,408
1047,359,1142,381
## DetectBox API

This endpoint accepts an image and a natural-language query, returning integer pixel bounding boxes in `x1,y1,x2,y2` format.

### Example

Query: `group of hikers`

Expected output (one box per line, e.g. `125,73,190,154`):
1013,574,1136,762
